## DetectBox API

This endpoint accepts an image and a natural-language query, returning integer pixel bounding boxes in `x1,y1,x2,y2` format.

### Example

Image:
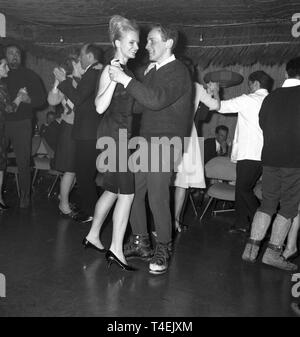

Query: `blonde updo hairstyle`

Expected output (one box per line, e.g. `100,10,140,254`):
109,15,139,48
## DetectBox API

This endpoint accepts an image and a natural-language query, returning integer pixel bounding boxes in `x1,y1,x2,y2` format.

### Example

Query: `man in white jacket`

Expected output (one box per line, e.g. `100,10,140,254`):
211,71,273,233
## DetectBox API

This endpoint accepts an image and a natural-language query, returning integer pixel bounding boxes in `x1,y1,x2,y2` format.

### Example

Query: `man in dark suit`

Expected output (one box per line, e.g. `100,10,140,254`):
5,44,46,208
55,44,103,222
204,125,229,164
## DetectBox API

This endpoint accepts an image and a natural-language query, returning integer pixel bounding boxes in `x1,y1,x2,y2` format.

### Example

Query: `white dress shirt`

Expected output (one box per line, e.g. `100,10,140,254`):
282,78,300,88
218,88,269,162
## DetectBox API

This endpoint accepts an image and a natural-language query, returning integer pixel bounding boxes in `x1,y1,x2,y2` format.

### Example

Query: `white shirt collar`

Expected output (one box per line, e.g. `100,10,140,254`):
144,55,176,75
254,88,269,94
144,62,156,75
215,139,220,152
282,78,300,87
84,63,93,74
156,54,176,70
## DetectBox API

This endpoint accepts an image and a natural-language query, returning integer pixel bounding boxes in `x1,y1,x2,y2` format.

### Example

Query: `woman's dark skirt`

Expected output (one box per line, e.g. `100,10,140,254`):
96,141,134,195
54,121,76,173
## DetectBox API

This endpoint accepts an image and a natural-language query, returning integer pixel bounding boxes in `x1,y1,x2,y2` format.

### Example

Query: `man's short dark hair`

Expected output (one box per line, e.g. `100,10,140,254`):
84,44,103,63
59,54,79,76
151,24,178,51
215,125,228,134
248,71,273,92
5,44,22,55
286,57,300,78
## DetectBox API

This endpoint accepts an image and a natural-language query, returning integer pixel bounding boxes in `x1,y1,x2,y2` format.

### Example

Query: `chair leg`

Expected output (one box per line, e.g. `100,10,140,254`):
212,200,235,216
15,173,20,198
70,177,76,192
213,208,235,216
189,191,198,217
47,174,60,198
32,169,38,189
212,199,218,216
199,197,214,221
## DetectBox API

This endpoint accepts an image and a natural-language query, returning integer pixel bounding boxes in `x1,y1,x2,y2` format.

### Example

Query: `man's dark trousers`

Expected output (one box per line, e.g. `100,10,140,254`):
5,119,32,198
129,143,180,244
235,159,262,229
75,139,98,215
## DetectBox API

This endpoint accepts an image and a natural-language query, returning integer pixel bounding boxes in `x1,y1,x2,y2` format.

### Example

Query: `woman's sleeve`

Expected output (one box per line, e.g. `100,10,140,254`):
0,87,17,114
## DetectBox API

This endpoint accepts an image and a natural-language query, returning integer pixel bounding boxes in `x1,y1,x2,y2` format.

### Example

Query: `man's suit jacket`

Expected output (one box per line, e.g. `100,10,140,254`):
58,63,101,140
204,137,228,164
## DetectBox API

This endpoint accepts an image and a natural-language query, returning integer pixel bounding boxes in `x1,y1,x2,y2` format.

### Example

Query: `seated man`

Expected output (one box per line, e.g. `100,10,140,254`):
204,125,229,164
40,109,62,153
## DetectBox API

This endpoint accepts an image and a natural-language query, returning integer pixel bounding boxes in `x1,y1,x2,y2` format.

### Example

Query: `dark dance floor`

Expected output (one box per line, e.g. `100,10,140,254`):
0,177,299,317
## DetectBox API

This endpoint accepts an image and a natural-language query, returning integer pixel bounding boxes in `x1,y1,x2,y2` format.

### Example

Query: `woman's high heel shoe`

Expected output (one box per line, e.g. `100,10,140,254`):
0,201,9,210
174,218,188,233
59,209,78,220
105,250,137,271
82,238,106,253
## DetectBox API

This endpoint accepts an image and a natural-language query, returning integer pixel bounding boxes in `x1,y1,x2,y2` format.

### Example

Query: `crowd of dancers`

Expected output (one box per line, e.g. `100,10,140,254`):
0,14,299,275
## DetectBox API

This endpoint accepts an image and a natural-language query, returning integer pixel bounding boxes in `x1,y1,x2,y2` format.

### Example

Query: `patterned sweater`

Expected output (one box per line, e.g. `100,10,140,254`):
0,81,15,124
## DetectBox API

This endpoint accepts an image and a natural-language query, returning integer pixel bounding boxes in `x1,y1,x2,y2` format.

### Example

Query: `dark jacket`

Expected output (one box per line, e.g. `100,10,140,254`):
126,59,193,144
5,66,46,121
259,85,300,168
58,63,102,140
204,137,228,164
97,65,134,141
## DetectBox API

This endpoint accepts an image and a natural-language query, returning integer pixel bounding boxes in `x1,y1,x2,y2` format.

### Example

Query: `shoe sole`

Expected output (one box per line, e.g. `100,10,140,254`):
126,255,153,261
81,218,93,223
77,217,93,223
262,258,298,271
149,268,167,275
242,256,257,263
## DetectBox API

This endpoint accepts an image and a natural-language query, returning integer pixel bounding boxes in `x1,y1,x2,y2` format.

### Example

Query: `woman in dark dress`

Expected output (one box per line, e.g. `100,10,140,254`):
0,48,24,210
84,15,139,270
48,54,82,218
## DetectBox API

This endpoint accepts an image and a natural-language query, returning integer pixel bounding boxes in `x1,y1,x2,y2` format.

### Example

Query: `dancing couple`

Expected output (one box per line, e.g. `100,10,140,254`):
84,15,193,274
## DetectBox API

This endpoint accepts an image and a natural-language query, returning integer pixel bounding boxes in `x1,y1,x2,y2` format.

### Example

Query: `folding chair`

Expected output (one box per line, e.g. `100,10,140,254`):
199,156,236,221
32,137,62,198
